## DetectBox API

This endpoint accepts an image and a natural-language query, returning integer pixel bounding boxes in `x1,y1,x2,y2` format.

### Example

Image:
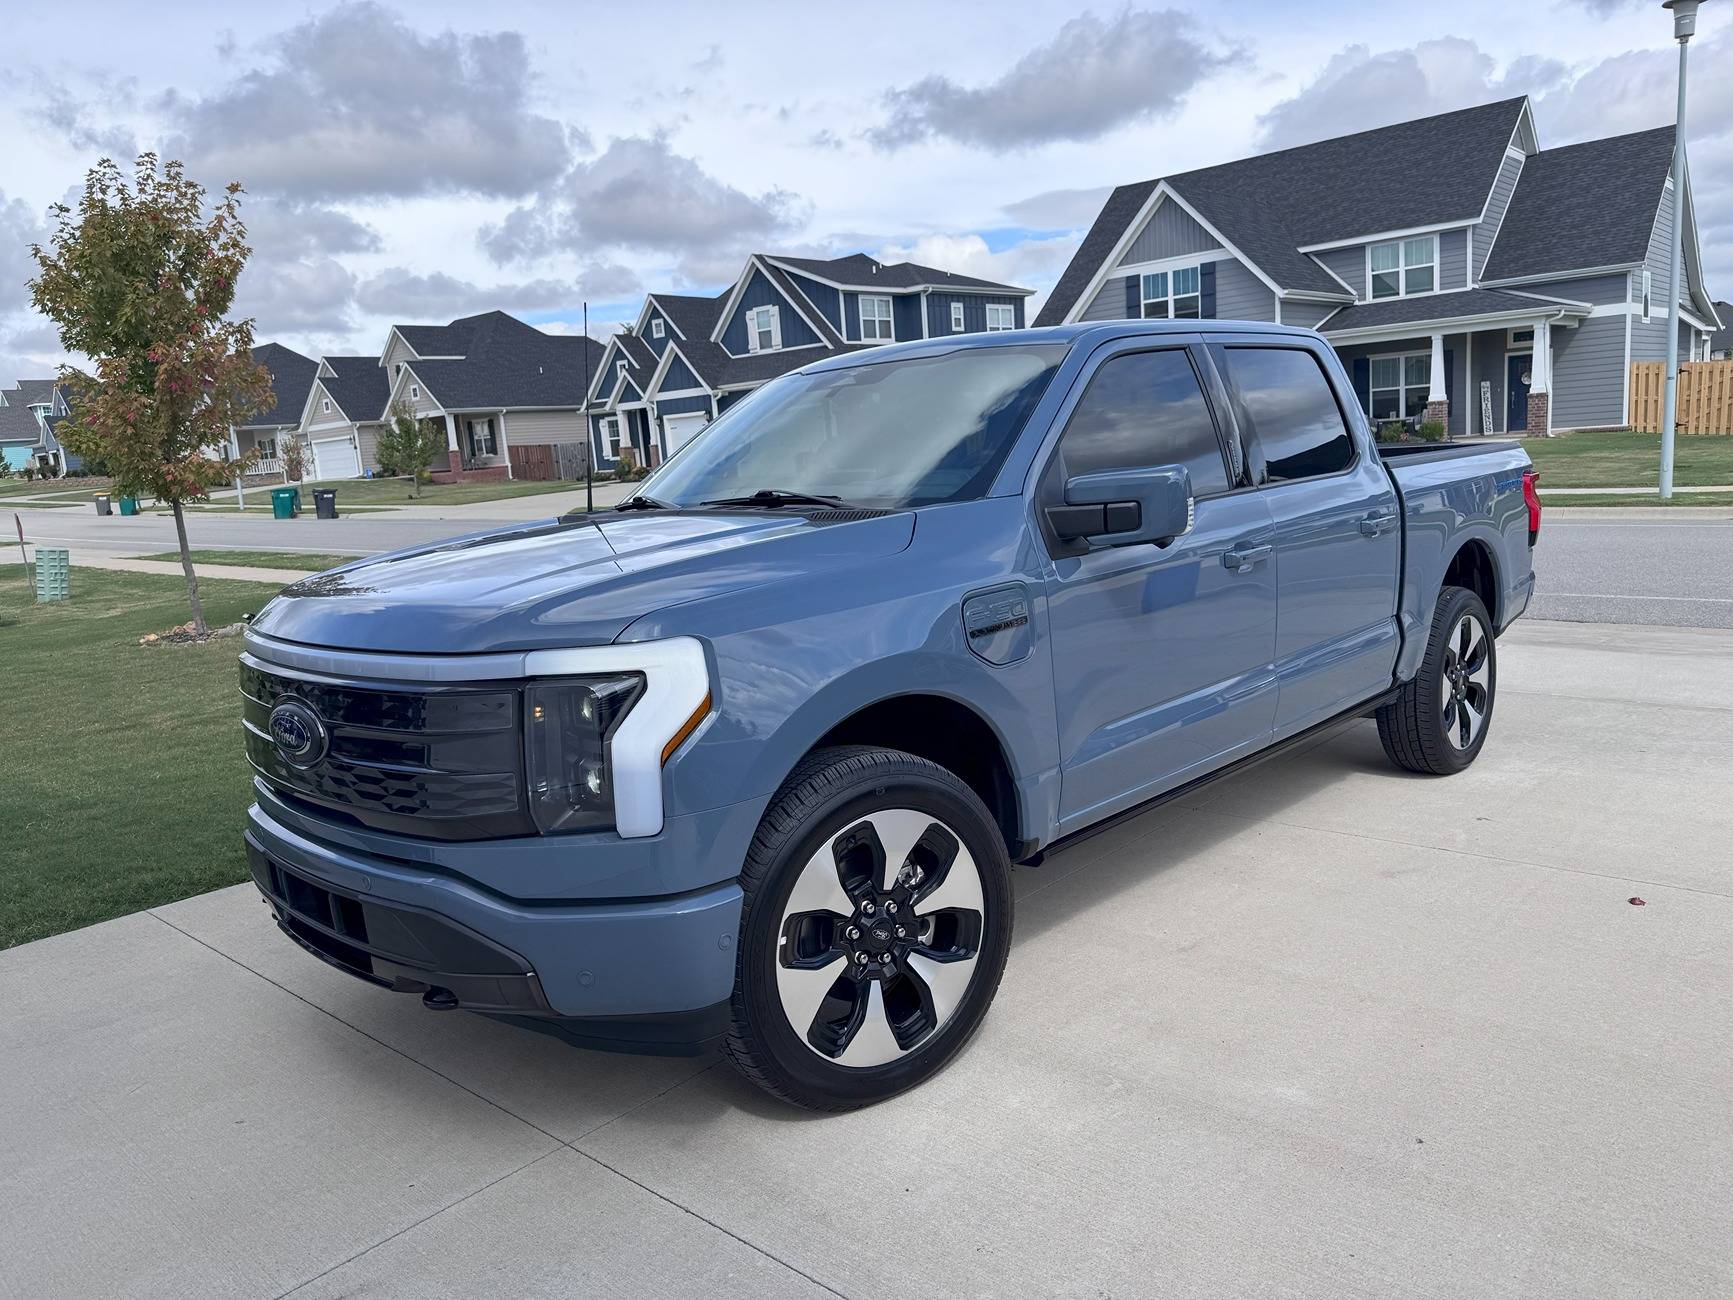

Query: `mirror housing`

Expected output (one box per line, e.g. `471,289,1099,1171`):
1046,466,1194,549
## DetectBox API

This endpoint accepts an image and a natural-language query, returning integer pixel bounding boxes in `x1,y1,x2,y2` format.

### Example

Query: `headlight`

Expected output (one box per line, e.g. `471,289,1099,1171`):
524,676,643,833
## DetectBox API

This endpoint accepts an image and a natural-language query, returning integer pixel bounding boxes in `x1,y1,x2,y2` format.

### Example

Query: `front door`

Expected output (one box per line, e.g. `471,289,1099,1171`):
1042,341,1278,833
1212,342,1402,739
1506,353,1532,431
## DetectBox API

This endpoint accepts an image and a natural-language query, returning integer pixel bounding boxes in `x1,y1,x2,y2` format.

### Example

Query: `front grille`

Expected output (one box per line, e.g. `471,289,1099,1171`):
241,655,532,840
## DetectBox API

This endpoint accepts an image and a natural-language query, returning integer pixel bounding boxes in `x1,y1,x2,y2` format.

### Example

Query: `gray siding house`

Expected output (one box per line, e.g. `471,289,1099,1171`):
1038,98,1723,435
232,342,317,478
587,252,1034,470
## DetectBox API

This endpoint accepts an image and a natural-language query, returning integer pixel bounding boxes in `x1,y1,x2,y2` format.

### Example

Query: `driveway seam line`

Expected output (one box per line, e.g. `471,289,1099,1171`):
146,909,568,1143
1182,806,1733,900
272,1147,564,1299
567,1145,853,1299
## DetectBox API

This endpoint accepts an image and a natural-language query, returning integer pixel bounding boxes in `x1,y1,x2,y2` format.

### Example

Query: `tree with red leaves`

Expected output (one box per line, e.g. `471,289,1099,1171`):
29,154,271,634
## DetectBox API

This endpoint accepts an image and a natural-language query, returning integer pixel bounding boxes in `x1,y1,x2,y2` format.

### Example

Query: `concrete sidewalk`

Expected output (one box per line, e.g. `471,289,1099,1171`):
3,620,1730,1299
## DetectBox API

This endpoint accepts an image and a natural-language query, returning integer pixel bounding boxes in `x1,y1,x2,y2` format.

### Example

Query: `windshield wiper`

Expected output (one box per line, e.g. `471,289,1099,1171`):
614,493,672,512
699,488,854,509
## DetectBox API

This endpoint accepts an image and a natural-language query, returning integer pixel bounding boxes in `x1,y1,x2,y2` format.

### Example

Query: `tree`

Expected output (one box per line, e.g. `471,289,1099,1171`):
28,154,270,634
375,398,444,497
282,436,306,484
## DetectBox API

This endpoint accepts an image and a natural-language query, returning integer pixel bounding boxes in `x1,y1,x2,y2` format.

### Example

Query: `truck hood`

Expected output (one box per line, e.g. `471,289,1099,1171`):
248,509,916,654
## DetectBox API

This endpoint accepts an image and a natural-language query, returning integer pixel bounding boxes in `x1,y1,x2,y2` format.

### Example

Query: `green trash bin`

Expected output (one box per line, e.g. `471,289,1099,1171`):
117,496,139,516
271,487,300,520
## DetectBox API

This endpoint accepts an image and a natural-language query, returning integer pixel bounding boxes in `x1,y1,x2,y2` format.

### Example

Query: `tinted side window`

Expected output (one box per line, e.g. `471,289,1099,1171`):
1222,347,1354,482
1057,349,1229,494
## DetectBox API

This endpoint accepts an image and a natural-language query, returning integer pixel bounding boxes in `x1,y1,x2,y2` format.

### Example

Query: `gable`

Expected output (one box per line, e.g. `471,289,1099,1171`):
787,273,843,330
1117,198,1221,268
1472,150,1525,281
660,352,703,393
719,267,821,354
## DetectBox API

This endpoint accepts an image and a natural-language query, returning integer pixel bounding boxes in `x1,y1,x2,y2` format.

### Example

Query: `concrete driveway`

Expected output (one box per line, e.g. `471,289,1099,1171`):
3,618,1730,1299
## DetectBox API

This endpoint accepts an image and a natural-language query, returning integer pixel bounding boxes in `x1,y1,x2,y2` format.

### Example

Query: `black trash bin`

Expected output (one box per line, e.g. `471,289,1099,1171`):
94,494,112,516
312,488,338,520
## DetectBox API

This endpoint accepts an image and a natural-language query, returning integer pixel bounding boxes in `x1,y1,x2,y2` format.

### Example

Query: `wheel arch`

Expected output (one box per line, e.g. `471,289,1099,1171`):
1441,536,1501,626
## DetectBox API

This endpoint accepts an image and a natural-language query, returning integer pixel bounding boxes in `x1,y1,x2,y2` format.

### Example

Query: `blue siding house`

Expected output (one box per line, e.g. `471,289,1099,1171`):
587,252,1033,469
1038,97,1723,435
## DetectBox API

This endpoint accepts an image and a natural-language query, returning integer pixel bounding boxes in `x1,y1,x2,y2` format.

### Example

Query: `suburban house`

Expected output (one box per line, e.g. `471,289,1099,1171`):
294,354,392,480
377,311,605,481
1711,301,1732,360
0,380,75,475
587,252,1034,470
231,342,317,478
1035,97,1723,435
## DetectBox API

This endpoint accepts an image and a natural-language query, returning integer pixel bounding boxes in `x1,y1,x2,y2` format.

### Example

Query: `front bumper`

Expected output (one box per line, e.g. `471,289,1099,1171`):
245,801,745,1034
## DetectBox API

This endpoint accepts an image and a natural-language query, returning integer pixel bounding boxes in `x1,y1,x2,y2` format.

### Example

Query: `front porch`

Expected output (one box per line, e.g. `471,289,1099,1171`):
1322,291,1589,437
432,411,513,483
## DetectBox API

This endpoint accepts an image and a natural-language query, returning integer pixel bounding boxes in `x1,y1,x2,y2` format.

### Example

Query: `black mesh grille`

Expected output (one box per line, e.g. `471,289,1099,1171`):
240,656,532,840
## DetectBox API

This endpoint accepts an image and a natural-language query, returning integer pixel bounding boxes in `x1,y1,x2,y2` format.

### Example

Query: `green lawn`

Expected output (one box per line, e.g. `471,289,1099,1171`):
1520,430,1733,488
288,476,596,507
140,549,365,570
0,565,285,949
0,481,113,501
1546,491,1733,507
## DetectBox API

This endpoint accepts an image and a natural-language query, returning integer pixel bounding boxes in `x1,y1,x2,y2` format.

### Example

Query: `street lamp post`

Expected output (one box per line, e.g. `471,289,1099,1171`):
1659,0,1706,498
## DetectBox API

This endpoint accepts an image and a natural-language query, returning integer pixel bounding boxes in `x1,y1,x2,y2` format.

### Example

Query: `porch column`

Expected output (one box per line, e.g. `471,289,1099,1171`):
444,412,462,474
1529,318,1553,437
1422,332,1449,430
495,410,512,479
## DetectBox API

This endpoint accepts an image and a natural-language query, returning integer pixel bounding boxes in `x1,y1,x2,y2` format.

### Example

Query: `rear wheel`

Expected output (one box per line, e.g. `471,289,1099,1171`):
724,746,1012,1110
1377,585,1497,775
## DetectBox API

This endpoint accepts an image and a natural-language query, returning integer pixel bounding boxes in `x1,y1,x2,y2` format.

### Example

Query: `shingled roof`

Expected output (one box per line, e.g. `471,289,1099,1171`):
318,356,391,423
397,312,605,413
1479,126,1676,283
770,253,1028,294
1037,98,1530,325
243,343,318,429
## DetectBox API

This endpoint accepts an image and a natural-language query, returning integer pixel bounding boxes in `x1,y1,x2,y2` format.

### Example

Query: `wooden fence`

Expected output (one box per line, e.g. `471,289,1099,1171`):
508,441,592,480
1629,361,1733,434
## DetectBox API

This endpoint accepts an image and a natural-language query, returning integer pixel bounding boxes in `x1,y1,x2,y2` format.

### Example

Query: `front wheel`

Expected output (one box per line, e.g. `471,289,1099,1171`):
724,746,1013,1110
1377,585,1497,775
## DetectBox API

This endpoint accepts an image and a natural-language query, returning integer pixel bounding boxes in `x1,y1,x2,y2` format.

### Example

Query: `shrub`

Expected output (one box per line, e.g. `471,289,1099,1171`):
1375,421,1409,444
283,438,306,482
1416,420,1447,443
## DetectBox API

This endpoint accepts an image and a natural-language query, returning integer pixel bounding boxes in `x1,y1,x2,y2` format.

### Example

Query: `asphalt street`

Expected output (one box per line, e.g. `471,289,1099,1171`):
4,618,1729,1298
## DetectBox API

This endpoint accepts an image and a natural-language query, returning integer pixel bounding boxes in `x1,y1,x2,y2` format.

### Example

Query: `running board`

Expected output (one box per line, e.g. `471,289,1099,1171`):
1019,685,1401,867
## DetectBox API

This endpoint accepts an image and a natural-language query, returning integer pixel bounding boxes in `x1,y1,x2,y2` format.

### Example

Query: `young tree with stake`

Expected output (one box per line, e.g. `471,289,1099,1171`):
28,154,271,634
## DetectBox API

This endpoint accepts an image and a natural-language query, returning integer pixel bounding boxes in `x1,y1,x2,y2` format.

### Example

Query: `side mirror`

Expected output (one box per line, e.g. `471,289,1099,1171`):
1046,465,1194,549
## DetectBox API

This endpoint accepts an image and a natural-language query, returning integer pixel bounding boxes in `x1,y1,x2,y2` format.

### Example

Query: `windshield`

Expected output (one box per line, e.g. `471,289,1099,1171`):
642,344,1067,509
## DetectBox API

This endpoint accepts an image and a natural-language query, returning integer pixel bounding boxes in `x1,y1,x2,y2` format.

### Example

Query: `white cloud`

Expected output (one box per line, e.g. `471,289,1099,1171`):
870,231,1082,317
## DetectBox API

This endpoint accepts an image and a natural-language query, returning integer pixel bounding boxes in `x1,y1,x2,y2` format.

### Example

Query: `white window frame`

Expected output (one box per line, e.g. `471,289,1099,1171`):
859,295,894,342
1366,350,1433,423
321,398,331,413
985,303,1016,332
602,415,622,459
257,436,278,459
466,416,498,459
1641,270,1653,323
651,317,665,339
1368,235,1437,300
1507,327,1535,347
950,302,965,333
410,385,419,400
1139,266,1201,319
747,304,782,353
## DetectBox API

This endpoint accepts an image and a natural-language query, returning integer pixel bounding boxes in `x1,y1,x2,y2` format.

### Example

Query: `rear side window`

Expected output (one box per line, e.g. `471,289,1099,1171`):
1222,347,1355,482
1057,349,1230,494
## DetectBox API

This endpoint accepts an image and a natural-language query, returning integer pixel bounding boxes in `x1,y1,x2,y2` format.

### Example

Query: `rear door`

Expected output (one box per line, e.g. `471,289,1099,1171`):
1211,342,1402,739
1040,339,1278,833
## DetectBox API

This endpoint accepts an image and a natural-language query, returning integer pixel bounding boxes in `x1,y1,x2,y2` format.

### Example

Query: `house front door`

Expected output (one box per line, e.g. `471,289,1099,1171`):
1506,353,1532,431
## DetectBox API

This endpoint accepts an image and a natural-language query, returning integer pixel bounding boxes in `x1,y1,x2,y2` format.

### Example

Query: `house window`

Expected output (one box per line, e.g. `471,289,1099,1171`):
257,437,278,459
466,417,498,459
1508,327,1535,347
985,304,1016,332
747,305,781,352
321,399,331,413
602,416,622,459
394,363,403,377
950,302,965,333
1641,270,1653,323
1369,236,1436,299
860,295,894,342
1368,353,1432,422
1140,267,1201,319
651,318,665,339
410,386,419,400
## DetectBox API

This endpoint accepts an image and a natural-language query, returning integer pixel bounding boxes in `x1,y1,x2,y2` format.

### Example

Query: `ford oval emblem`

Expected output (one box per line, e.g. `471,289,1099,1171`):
268,698,329,769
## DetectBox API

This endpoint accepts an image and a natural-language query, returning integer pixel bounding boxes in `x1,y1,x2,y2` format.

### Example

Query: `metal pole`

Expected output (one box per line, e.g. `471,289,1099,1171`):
1659,1,1702,497
583,302,594,515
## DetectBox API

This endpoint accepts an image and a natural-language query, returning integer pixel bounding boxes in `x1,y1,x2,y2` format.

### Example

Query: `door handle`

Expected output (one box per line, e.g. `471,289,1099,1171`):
1359,511,1399,537
1222,543,1272,573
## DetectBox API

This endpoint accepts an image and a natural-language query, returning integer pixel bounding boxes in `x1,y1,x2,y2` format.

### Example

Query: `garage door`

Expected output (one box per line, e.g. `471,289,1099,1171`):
312,436,361,480
662,412,709,456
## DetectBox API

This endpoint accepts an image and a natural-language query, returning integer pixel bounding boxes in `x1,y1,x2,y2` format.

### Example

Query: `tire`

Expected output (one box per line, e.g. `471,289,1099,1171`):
1377,585,1498,775
723,745,1013,1110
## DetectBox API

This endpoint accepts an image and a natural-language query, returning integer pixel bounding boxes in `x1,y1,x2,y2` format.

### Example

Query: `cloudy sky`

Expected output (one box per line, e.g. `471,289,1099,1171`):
2,0,1727,380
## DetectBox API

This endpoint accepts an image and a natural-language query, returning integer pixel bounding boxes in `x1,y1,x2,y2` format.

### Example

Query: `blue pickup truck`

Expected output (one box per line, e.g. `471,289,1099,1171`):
242,321,1541,1109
